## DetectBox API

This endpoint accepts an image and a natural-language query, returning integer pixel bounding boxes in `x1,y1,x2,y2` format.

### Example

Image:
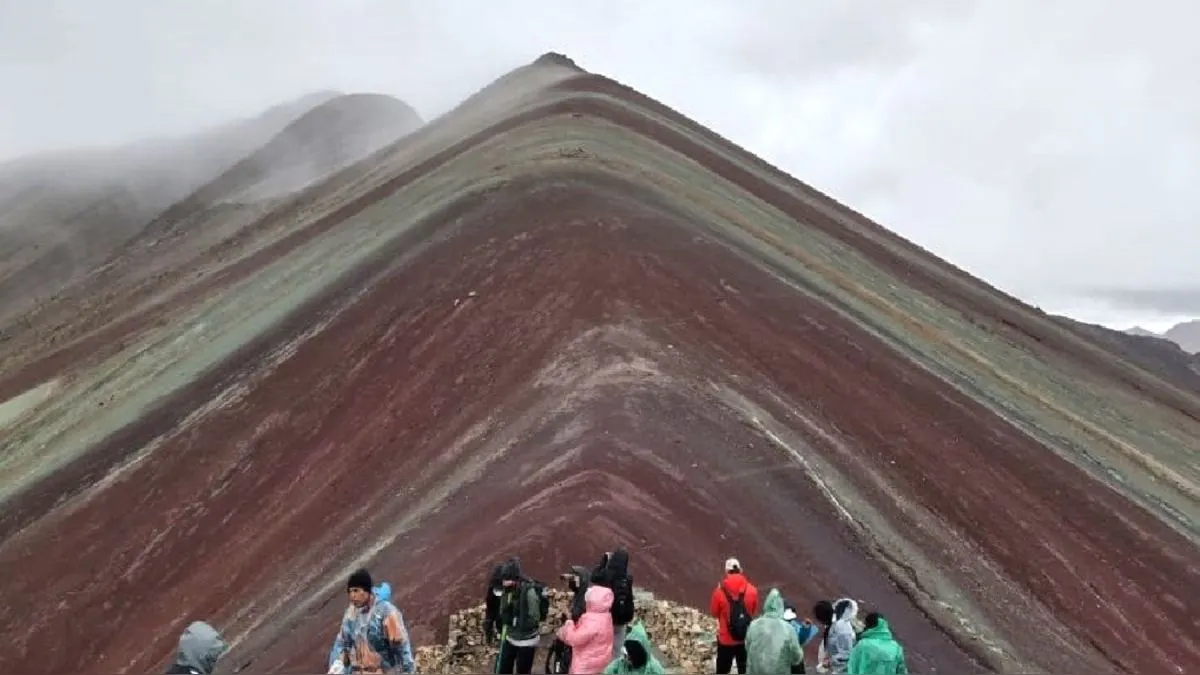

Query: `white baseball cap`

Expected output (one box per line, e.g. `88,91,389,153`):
725,557,741,572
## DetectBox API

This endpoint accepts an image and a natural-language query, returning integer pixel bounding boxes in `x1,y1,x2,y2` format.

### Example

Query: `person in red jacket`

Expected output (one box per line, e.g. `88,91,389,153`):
709,557,760,674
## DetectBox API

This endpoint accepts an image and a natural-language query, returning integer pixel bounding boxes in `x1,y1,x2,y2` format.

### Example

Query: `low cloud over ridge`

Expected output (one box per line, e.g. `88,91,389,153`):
1,0,1196,326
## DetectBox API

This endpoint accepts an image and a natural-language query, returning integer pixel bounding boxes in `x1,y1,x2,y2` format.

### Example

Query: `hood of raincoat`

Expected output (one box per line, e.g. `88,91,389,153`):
761,588,786,618
173,621,227,675
860,616,895,641
585,584,614,613
558,585,615,674
745,590,803,675
821,598,860,674
617,621,664,674
848,617,906,674
833,598,858,623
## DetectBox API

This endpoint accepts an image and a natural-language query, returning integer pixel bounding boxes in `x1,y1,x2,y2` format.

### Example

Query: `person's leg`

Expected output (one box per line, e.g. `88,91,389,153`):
612,623,627,660
514,645,537,674
496,640,517,674
734,644,748,674
715,644,734,674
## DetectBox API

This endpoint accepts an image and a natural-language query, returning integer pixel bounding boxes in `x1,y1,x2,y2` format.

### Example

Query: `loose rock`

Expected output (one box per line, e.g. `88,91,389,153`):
414,588,717,674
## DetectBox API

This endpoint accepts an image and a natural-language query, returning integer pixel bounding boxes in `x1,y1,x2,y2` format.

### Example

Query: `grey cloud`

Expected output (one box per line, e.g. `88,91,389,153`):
1,0,1197,328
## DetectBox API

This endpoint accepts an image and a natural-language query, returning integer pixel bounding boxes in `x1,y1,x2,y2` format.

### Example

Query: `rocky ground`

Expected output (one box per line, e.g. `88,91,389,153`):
414,588,717,674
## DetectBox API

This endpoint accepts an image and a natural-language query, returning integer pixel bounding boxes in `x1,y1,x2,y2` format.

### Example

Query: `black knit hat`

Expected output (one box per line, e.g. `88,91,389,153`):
347,568,373,593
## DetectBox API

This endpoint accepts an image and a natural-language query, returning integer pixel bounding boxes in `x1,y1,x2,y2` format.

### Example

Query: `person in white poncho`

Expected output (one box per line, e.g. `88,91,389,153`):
814,598,860,673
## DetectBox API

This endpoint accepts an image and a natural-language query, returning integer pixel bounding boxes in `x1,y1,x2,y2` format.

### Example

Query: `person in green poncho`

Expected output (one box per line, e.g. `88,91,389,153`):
847,612,908,674
744,588,803,674
602,620,665,674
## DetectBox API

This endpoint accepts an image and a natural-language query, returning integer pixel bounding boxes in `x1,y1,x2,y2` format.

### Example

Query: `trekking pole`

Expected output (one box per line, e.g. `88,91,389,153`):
494,624,508,674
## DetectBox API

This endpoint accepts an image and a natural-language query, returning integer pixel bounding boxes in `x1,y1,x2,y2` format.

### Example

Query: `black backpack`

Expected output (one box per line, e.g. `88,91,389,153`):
723,586,752,642
610,575,635,625
523,579,551,621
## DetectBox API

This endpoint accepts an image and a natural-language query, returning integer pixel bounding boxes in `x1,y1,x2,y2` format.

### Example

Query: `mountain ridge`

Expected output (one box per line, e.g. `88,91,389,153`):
1123,319,1200,354
0,52,1194,675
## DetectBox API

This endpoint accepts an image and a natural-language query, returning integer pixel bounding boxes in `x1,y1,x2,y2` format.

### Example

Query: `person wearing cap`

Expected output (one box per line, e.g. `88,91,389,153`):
782,603,820,673
336,568,415,673
709,557,760,674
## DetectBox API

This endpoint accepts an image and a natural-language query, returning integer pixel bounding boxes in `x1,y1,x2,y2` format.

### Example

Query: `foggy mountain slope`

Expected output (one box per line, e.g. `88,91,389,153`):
0,91,422,362
0,70,557,371
0,52,1195,675
103,92,424,284
142,92,425,237
0,90,339,320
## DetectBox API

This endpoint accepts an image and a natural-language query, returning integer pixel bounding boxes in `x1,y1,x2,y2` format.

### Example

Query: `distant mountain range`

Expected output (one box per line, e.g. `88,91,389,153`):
1123,320,1200,354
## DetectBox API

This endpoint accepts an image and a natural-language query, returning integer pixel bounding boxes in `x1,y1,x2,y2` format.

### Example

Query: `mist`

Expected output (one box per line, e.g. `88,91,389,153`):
2,0,1197,329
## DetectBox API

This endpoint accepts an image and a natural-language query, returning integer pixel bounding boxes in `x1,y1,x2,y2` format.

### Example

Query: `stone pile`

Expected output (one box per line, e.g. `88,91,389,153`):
631,589,718,674
414,587,717,674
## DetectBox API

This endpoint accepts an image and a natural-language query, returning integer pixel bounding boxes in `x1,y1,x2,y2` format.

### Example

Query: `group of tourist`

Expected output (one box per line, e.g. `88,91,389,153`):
162,553,908,675
709,558,908,674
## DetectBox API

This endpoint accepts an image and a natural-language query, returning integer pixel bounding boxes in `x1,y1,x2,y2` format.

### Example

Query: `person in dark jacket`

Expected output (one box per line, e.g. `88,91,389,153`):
601,549,635,659
484,563,506,644
165,621,228,674
493,557,544,674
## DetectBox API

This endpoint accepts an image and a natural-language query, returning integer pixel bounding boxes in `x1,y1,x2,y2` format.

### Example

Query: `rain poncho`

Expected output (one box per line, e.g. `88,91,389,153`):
557,585,615,674
847,617,908,675
165,621,228,675
818,598,859,674
336,582,414,673
744,589,803,674
602,621,665,674
328,583,393,673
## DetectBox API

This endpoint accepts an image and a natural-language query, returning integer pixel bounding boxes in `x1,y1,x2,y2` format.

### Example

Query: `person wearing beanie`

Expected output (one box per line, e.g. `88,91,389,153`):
327,582,394,673
335,567,415,673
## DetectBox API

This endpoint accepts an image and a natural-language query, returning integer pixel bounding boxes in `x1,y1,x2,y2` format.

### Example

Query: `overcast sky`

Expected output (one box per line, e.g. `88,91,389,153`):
1,0,1197,330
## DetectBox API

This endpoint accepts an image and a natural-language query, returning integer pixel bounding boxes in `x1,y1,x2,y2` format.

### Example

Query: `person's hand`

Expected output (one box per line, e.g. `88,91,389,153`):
484,627,495,644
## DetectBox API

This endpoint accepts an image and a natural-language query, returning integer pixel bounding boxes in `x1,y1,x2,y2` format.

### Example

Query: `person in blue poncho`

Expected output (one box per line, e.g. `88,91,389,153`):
327,579,411,673
782,602,820,673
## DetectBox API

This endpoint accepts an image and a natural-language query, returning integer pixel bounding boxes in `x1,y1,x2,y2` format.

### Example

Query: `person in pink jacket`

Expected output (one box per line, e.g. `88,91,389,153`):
557,584,615,674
